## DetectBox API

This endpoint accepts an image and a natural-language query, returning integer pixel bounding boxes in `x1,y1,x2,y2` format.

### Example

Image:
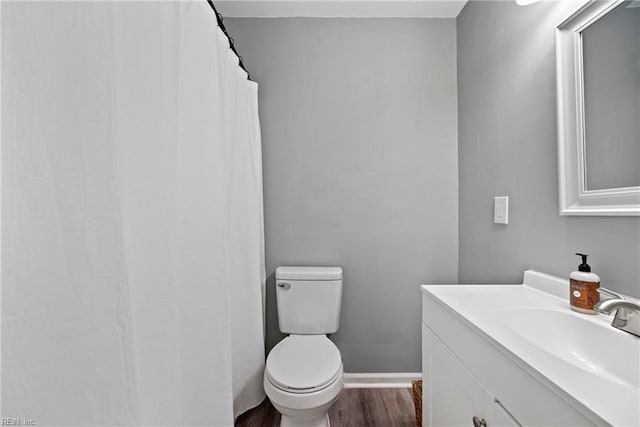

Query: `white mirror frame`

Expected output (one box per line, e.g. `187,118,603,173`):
556,0,640,216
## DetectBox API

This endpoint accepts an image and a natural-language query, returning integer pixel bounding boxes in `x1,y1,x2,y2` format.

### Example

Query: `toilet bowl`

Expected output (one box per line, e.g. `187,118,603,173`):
264,335,343,427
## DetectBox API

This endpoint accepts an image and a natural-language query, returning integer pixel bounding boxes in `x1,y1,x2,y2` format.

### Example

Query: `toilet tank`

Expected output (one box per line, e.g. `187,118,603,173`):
275,266,343,334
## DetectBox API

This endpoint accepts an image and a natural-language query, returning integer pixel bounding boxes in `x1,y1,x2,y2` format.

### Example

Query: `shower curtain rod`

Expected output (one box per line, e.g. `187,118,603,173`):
205,0,251,80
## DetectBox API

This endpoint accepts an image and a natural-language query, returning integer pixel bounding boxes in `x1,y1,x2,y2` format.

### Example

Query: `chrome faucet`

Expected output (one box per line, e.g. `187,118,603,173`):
594,290,640,338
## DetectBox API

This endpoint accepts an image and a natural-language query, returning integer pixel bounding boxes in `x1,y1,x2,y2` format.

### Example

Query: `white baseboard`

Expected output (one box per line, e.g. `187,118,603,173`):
343,373,421,389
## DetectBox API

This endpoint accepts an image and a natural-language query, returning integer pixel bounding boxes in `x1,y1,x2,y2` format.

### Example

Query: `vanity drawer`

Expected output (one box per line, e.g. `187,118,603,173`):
423,323,520,427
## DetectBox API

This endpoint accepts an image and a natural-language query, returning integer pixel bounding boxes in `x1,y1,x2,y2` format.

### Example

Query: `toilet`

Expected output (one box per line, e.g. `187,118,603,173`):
264,266,344,427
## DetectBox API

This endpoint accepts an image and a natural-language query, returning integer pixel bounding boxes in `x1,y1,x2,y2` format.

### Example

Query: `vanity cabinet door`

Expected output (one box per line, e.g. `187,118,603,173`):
422,324,520,427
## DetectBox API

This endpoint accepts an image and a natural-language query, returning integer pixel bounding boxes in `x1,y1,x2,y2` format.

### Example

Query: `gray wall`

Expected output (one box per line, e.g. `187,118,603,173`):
457,0,640,297
226,18,459,372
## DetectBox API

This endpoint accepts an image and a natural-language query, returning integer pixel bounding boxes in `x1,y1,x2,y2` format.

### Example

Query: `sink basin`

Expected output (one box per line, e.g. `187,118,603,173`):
498,307,640,388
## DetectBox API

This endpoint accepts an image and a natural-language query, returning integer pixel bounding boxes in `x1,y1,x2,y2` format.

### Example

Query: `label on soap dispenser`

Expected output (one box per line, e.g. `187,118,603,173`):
570,278,600,311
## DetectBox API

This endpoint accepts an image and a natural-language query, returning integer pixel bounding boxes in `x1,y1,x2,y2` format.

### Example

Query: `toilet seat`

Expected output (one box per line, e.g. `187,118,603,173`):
266,335,342,394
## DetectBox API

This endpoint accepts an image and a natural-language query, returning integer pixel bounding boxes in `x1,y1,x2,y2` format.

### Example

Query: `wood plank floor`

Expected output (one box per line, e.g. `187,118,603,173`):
236,388,418,427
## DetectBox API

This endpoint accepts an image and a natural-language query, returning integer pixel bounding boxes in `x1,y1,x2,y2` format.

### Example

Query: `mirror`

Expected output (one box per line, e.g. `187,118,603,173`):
556,0,640,215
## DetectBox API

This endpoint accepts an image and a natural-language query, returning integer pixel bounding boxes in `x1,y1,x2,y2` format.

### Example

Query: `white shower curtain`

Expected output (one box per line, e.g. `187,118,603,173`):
2,1,265,425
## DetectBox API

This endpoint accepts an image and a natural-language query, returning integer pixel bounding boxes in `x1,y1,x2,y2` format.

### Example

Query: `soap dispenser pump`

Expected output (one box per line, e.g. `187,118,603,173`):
569,253,600,314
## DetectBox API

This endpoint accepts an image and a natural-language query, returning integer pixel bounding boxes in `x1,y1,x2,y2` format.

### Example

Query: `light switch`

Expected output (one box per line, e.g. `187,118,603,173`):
494,196,509,224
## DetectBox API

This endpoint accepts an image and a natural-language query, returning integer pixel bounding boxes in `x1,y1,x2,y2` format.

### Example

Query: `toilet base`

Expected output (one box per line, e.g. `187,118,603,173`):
280,413,329,427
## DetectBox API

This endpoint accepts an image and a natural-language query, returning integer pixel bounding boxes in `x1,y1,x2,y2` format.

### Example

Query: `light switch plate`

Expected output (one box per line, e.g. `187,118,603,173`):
494,196,509,224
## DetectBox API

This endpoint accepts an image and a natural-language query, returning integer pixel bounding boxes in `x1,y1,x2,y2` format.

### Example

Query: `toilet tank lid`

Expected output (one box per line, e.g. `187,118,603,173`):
276,266,343,281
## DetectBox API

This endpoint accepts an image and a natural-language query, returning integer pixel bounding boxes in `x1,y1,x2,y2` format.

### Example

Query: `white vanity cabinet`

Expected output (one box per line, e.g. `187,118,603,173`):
420,276,611,427
422,324,520,427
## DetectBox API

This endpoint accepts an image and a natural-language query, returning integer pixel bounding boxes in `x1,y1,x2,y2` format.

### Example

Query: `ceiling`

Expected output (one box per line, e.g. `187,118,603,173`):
215,0,468,18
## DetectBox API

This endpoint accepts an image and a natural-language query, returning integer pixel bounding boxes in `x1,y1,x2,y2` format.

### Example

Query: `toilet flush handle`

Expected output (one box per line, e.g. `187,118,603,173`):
277,283,291,290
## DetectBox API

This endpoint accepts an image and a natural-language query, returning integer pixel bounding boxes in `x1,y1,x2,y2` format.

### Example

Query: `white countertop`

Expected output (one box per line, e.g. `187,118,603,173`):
421,271,640,427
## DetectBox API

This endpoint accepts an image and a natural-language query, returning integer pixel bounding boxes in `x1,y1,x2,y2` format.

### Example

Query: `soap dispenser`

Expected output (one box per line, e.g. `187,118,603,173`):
569,253,600,314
